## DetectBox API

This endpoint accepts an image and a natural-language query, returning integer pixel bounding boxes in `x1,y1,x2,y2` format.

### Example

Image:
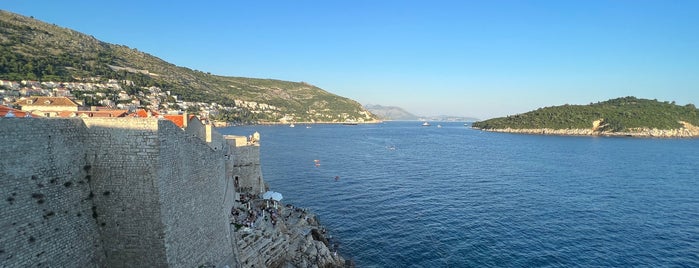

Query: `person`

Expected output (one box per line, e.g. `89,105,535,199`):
252,131,260,142
334,176,339,181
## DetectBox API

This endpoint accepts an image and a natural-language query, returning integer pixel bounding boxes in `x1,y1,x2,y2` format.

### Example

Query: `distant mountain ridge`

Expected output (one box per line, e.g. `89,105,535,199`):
0,10,377,124
364,104,478,122
364,104,418,120
472,96,699,137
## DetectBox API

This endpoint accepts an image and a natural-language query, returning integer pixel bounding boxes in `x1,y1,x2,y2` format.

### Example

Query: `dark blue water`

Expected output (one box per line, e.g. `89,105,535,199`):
220,122,699,267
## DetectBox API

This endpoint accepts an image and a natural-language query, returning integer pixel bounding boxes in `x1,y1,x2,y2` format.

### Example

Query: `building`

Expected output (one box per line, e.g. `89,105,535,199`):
0,105,40,117
14,96,82,117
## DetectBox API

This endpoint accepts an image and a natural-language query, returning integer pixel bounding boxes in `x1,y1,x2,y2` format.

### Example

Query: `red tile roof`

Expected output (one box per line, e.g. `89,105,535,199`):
163,115,184,128
15,96,79,107
130,110,196,128
0,105,40,117
130,109,160,118
162,114,196,128
55,110,128,118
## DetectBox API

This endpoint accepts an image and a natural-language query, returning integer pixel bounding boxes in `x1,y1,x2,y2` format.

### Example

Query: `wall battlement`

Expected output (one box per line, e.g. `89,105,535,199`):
0,117,263,267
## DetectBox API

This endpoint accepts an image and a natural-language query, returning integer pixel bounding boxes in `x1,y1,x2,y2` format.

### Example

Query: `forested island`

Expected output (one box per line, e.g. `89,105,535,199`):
472,97,699,137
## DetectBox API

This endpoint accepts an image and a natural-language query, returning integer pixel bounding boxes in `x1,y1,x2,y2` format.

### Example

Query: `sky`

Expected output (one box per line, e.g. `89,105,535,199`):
3,0,699,119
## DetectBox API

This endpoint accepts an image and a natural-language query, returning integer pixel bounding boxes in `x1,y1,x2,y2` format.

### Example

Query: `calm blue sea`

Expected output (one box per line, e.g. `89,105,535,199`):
219,121,699,267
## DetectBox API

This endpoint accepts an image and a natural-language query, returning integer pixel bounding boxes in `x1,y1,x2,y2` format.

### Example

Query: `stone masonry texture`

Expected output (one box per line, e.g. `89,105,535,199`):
0,117,238,267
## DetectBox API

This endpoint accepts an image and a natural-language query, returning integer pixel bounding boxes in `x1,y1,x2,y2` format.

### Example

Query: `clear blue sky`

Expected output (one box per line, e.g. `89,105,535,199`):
3,0,699,119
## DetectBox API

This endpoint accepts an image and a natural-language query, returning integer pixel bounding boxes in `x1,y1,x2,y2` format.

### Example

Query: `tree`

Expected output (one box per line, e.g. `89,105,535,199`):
186,106,200,114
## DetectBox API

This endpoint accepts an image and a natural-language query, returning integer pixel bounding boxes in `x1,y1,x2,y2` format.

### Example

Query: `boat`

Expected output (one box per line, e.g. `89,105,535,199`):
289,123,295,128
437,124,442,128
422,122,431,126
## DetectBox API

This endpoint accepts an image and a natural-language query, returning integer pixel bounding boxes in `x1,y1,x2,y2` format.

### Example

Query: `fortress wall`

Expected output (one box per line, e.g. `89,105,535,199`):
0,118,104,267
206,125,227,151
185,117,227,152
156,121,233,267
229,142,264,194
1,117,240,267
81,118,168,267
184,115,207,143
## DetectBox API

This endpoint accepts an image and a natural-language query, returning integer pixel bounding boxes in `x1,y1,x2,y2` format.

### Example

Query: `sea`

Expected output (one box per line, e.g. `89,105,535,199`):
219,121,699,267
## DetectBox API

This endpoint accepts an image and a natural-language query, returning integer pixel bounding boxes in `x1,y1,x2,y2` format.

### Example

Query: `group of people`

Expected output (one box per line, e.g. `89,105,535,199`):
231,194,286,229
231,206,259,228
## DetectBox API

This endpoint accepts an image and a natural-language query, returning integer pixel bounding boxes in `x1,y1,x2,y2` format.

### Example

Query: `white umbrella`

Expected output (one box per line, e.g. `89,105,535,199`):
262,191,275,200
271,192,283,201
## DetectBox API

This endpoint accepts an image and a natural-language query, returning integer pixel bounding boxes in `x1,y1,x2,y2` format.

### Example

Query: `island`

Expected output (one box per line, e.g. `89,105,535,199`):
472,96,699,138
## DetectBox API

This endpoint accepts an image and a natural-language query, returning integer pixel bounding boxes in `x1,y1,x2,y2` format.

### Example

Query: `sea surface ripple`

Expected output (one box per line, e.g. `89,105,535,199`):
220,121,699,267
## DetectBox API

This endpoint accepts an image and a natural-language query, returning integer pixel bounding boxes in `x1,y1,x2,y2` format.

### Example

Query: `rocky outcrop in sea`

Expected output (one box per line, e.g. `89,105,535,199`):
230,198,349,268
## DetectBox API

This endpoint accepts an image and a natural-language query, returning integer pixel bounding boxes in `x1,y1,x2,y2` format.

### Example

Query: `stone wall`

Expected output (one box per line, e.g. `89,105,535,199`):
206,124,227,152
0,117,239,267
156,120,234,267
226,137,264,194
81,118,169,267
184,115,207,143
0,118,104,267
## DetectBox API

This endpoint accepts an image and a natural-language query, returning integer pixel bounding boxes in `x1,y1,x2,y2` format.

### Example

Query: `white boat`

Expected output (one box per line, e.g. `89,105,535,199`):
289,123,295,128
422,122,431,126
437,124,442,128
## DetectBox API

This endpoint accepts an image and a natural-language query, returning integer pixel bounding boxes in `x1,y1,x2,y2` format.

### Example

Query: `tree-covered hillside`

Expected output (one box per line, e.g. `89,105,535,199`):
472,97,699,131
0,10,377,123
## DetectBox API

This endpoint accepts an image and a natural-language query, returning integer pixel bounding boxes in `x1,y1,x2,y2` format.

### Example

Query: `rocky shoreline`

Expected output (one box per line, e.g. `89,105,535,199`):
476,125,699,138
229,196,351,268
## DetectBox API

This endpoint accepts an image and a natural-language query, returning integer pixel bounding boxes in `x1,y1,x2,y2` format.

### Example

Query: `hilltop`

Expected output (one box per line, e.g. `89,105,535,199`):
472,97,699,137
0,10,377,124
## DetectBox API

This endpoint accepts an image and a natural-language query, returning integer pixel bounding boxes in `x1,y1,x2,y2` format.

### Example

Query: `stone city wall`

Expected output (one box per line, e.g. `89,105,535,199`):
0,118,104,267
227,138,264,194
81,118,169,267
155,120,234,267
0,117,239,267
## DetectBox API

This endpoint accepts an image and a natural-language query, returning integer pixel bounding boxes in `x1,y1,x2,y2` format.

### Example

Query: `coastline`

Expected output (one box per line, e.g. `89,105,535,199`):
474,126,699,138
231,197,349,267
215,120,384,127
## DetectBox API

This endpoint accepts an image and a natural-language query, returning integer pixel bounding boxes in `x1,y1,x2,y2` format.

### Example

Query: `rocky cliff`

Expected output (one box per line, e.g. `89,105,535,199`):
230,200,347,268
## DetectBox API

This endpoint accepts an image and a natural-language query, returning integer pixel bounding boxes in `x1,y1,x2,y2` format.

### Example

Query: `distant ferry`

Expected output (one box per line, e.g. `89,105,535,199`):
422,122,431,126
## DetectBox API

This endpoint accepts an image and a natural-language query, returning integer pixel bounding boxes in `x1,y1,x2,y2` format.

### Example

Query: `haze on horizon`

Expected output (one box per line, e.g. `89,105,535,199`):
4,1,698,120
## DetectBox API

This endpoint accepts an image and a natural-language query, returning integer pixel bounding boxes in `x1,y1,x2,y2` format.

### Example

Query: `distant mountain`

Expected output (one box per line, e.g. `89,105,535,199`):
472,96,699,137
364,104,479,122
418,115,479,122
0,10,378,124
364,104,419,120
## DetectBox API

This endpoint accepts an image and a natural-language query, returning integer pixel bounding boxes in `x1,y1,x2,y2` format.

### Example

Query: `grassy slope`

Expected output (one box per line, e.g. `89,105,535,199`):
0,10,375,122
